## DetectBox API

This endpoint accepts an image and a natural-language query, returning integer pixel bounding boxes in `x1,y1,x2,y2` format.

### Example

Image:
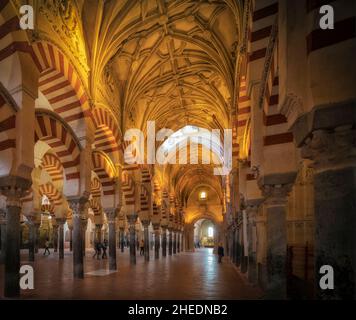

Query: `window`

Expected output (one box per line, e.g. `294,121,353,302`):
199,191,207,200
208,227,214,237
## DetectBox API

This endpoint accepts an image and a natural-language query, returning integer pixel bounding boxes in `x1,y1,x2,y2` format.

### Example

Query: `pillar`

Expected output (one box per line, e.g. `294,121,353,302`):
52,224,59,253
69,226,73,252
0,209,6,264
300,126,356,299
0,176,31,297
119,228,125,252
68,196,88,279
127,214,137,265
168,228,173,255
177,231,180,253
27,214,39,262
95,224,102,243
161,226,167,257
173,230,177,254
260,181,293,299
142,220,150,262
81,219,88,257
106,209,118,270
246,203,260,285
57,218,66,259
153,224,160,259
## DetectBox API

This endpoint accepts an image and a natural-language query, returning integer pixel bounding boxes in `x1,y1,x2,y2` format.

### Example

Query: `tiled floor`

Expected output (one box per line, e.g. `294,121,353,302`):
0,248,263,300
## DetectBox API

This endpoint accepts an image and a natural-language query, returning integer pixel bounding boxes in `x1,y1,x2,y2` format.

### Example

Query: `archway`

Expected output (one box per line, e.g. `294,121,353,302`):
194,219,216,249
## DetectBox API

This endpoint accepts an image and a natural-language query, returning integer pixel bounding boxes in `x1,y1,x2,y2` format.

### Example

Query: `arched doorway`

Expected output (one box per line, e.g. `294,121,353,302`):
194,219,216,248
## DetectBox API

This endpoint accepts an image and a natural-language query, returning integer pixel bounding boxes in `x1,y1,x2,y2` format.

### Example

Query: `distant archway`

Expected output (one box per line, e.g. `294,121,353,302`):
194,219,216,249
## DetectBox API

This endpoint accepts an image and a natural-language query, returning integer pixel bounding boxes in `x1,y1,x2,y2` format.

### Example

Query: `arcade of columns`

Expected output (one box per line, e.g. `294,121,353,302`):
0,0,355,300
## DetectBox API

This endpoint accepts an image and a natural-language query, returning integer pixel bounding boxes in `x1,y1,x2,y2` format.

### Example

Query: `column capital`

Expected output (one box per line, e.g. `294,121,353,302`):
67,194,90,218
56,218,67,225
0,176,32,208
105,207,118,223
258,173,296,206
127,213,138,225
301,126,356,172
141,219,150,228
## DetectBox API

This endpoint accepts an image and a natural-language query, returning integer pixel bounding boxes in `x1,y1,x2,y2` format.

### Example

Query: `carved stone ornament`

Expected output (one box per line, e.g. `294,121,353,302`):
38,0,89,74
68,194,90,219
261,183,293,206
0,176,32,208
301,126,356,171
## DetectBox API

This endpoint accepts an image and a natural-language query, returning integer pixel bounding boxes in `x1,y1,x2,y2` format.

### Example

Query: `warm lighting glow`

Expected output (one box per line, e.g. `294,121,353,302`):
199,191,207,200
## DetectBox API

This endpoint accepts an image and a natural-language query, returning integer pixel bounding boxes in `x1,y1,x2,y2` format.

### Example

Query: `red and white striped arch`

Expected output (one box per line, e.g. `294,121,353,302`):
39,153,64,185
39,182,63,208
122,169,136,209
92,107,121,164
35,111,81,183
0,91,16,176
32,41,91,136
92,151,116,196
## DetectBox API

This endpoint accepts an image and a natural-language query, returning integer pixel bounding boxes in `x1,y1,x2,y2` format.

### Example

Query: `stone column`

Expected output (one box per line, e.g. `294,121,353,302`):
300,126,356,299
246,202,260,285
106,209,118,270
119,228,125,252
56,218,66,259
95,224,102,243
81,219,88,257
177,231,180,253
69,226,73,252
52,223,59,253
174,230,178,254
68,196,89,279
153,224,160,259
161,227,167,257
142,220,150,262
0,176,31,297
27,214,40,262
168,228,173,256
260,181,293,299
127,214,138,265
0,209,6,264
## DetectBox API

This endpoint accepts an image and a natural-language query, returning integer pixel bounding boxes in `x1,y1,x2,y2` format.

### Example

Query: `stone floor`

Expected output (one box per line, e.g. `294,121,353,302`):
0,248,263,300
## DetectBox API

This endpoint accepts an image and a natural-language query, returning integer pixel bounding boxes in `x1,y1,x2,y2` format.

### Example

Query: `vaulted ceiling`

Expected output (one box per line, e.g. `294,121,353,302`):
80,0,242,203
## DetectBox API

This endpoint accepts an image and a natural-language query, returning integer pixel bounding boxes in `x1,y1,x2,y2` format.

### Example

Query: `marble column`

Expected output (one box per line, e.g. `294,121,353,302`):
153,224,160,259
68,196,89,279
0,176,31,297
142,220,150,262
56,218,66,259
177,231,180,253
161,227,167,257
246,203,260,285
173,230,177,254
300,126,356,299
127,214,138,265
106,209,118,270
52,223,59,253
81,219,88,257
168,228,173,256
69,226,73,252
27,214,40,262
95,224,102,243
0,209,6,264
260,181,293,299
119,228,125,252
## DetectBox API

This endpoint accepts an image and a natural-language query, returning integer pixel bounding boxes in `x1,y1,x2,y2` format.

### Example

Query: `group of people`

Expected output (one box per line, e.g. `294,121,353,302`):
93,239,108,260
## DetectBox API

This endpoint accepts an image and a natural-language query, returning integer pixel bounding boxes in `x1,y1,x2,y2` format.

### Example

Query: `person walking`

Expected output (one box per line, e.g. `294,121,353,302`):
139,239,144,256
217,243,224,263
43,238,50,256
93,240,101,260
102,239,108,259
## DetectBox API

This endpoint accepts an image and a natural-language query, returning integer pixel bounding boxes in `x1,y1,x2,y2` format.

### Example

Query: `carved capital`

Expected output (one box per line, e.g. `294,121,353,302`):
301,126,356,172
67,194,89,219
56,218,66,226
127,214,138,225
0,209,6,224
261,183,293,206
0,176,32,208
105,208,118,224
